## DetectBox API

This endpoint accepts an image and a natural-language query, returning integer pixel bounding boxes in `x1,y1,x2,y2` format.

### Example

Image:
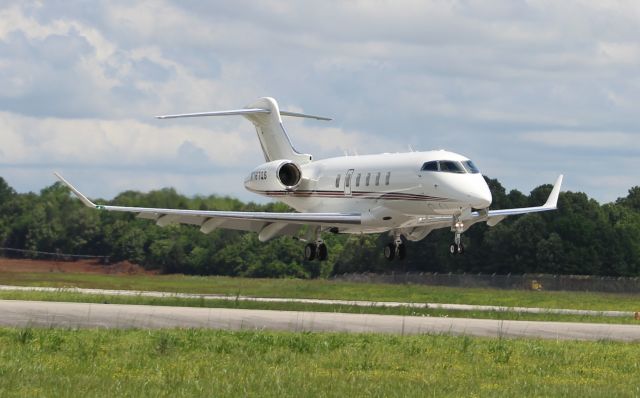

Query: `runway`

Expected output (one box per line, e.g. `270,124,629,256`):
1,285,633,317
2,300,640,341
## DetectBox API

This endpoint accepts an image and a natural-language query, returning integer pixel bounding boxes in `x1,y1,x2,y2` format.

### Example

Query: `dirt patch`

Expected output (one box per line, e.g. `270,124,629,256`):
0,257,156,275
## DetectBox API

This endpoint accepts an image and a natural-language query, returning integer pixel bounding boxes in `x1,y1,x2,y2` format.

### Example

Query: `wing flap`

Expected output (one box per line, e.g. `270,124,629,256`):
102,204,360,225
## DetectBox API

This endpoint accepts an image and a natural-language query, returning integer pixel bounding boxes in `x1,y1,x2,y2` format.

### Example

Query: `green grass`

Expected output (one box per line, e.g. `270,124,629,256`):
2,271,640,312
2,290,639,325
1,327,639,397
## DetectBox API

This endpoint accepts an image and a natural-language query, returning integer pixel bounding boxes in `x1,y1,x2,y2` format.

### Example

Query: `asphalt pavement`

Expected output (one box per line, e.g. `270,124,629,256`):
2,300,640,341
0,285,633,317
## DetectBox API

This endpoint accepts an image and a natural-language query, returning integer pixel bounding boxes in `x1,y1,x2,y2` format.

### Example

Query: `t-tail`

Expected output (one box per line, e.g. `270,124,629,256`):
156,97,330,164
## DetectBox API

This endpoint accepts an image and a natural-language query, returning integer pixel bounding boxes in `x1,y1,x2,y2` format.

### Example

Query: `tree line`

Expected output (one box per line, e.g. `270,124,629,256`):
0,176,639,278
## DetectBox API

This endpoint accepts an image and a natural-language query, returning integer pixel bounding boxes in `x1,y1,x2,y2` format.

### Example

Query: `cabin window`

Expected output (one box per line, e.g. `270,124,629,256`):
355,173,361,187
385,172,391,185
421,161,438,172
375,172,381,186
335,174,341,188
365,173,371,186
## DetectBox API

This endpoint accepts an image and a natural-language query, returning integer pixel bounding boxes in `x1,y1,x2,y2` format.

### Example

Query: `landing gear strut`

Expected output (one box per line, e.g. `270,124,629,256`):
450,219,465,255
384,232,406,261
303,229,328,261
449,242,464,255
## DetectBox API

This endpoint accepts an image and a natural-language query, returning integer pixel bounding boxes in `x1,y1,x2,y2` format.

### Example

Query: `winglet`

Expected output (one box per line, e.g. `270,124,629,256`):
543,174,563,209
53,172,97,208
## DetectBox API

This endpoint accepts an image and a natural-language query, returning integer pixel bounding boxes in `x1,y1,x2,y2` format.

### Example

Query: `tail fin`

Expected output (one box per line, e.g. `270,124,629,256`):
157,97,331,164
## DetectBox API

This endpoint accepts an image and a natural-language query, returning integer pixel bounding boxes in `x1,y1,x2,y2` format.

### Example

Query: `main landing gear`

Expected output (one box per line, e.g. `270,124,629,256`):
384,232,406,261
304,241,328,261
450,219,465,255
303,228,328,261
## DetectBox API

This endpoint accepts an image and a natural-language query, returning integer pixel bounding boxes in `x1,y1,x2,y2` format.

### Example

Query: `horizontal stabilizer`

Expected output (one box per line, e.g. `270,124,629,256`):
279,110,332,121
157,108,331,121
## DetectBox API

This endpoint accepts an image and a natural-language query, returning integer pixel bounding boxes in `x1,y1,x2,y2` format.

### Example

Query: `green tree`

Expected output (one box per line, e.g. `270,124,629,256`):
2,174,640,278
617,186,640,212
0,177,16,204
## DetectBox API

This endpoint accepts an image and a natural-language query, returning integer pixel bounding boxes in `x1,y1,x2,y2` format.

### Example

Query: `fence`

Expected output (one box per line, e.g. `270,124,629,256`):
0,247,110,263
331,272,640,294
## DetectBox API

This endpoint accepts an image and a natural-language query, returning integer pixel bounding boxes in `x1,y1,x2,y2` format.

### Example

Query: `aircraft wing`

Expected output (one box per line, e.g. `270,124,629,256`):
481,174,563,226
54,173,360,241
406,175,563,235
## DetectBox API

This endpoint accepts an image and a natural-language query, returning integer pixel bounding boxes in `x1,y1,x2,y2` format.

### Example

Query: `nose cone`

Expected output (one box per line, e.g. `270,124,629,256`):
468,177,492,209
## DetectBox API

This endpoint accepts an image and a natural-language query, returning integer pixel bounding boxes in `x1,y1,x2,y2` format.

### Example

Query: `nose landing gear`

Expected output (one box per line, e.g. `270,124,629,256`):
449,242,464,255
384,232,406,261
450,219,465,255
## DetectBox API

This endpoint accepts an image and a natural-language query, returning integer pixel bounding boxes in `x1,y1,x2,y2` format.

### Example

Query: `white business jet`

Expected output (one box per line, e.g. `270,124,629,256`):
55,97,563,261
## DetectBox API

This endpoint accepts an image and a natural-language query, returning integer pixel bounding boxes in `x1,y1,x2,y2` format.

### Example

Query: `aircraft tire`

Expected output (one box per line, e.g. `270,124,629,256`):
317,243,328,261
384,243,395,261
457,243,465,254
449,244,457,255
304,243,317,261
397,243,406,260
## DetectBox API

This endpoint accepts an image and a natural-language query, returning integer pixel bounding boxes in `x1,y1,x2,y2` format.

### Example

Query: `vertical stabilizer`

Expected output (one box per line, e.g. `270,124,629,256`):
242,97,312,164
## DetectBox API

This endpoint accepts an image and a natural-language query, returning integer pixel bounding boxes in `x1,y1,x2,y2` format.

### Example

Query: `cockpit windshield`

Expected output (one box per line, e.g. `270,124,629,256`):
439,161,466,173
420,160,480,174
462,160,480,174
421,161,438,171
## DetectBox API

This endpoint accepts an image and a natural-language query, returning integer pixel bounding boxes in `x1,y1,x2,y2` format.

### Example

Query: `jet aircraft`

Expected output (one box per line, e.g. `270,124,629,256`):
56,97,563,261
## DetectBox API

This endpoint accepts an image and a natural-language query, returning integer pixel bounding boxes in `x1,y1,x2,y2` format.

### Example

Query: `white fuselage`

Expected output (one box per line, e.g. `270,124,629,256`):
244,150,492,234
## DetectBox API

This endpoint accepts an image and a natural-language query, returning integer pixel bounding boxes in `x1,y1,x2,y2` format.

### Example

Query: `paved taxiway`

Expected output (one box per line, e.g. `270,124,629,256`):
2,300,639,341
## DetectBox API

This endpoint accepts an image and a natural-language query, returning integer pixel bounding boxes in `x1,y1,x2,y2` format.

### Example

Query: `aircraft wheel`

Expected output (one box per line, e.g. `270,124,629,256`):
304,243,317,261
317,243,328,261
449,243,457,255
397,243,406,260
384,243,396,261
457,243,465,255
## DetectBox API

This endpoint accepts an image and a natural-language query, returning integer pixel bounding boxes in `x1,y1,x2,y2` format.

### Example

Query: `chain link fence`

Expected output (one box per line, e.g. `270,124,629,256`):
0,247,110,263
331,272,640,293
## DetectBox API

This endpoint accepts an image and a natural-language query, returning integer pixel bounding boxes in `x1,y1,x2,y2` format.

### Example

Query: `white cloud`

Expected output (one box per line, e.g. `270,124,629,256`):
0,109,383,201
520,131,640,149
1,0,640,204
0,111,259,166
0,110,388,167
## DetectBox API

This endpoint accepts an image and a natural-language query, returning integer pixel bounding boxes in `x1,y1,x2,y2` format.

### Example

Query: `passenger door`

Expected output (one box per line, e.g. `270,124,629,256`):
344,169,355,196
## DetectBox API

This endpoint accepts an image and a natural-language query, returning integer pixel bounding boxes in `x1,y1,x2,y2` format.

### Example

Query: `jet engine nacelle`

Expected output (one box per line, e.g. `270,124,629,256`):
244,159,303,192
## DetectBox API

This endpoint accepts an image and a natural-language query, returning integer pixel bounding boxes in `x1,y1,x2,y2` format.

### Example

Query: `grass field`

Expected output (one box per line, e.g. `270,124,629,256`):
2,271,640,312
1,327,639,397
2,290,639,325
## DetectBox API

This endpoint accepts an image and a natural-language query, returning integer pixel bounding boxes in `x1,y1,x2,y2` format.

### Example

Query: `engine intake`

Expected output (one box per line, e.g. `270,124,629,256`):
278,162,302,188
244,159,304,192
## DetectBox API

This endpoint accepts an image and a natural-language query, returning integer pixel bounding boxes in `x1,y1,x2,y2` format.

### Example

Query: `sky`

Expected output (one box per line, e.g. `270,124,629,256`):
0,0,639,204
